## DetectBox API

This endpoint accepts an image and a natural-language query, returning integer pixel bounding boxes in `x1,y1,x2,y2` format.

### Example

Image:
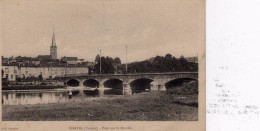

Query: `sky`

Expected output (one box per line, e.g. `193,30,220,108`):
0,0,204,63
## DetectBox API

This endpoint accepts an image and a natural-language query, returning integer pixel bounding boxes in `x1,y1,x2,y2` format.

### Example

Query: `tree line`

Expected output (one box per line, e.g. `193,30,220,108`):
91,54,198,74
126,54,197,73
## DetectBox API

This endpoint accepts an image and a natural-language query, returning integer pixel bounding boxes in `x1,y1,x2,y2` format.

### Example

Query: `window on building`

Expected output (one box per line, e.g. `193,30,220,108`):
14,69,17,74
5,68,9,73
11,75,13,79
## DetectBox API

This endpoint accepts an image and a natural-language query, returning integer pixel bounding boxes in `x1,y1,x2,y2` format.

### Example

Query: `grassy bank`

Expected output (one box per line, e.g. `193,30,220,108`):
2,92,198,121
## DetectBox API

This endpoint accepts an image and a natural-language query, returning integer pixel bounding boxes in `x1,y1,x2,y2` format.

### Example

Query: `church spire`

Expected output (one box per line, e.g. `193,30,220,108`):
50,30,57,59
51,31,56,47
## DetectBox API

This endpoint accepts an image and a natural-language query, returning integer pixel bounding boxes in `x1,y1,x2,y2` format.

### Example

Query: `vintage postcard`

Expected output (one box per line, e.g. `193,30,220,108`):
0,0,205,130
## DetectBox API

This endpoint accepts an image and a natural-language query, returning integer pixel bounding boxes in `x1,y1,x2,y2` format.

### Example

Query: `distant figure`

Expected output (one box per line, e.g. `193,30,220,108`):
68,90,72,99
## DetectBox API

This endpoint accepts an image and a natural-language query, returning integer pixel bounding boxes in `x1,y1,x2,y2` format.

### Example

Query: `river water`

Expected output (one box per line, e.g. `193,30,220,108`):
2,87,128,105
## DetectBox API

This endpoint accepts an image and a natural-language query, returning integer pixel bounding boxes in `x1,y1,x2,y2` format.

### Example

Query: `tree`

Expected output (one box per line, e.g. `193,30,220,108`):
114,57,121,65
165,54,172,60
94,55,115,74
179,55,189,70
38,74,43,81
95,55,100,63
94,55,101,74
103,56,115,73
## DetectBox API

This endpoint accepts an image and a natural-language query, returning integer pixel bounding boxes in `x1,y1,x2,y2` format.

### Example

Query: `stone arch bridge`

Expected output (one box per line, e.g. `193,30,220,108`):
55,72,198,95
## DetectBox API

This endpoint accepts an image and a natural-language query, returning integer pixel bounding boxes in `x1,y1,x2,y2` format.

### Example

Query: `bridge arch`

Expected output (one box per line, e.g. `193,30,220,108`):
66,79,80,87
165,78,198,94
130,78,154,93
83,79,99,88
103,78,123,89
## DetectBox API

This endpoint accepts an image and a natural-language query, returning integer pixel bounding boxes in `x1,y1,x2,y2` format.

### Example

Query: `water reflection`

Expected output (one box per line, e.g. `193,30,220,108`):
2,87,128,105
2,91,68,105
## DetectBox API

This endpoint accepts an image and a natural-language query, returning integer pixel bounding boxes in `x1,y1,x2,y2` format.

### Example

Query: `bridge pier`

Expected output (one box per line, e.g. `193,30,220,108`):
150,81,159,91
150,84,158,91
158,85,166,91
79,81,85,96
79,88,85,97
98,83,105,96
123,82,132,95
79,81,84,87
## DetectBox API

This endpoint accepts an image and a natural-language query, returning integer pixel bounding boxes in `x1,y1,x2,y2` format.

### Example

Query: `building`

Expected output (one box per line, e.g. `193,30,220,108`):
1,66,19,81
2,66,89,81
2,56,16,65
37,55,51,60
61,56,84,66
31,58,40,66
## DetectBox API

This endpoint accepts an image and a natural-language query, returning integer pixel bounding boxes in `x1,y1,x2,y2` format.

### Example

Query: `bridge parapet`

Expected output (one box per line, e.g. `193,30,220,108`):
55,72,197,79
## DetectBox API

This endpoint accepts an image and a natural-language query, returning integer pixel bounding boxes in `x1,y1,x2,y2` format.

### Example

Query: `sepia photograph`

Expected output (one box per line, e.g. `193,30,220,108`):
1,0,205,130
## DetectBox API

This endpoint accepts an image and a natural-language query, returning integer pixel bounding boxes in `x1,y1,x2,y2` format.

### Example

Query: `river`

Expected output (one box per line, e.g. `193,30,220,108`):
2,87,129,105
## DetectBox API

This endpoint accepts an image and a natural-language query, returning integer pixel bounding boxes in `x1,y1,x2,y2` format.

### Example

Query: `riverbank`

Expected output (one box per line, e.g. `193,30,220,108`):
2,92,198,121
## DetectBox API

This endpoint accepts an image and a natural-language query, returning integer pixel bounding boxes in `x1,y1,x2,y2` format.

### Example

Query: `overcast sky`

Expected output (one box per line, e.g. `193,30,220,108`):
1,0,203,62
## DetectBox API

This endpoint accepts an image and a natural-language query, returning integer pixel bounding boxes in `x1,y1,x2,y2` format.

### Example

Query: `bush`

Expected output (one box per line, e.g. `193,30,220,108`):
167,80,198,95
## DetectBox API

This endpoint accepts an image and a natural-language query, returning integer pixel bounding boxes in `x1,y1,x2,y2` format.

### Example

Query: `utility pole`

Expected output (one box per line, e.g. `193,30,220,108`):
100,49,102,75
126,45,128,73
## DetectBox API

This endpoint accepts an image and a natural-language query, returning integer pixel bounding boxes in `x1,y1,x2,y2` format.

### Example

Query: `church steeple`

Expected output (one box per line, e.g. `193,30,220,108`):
51,31,56,47
50,31,57,59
